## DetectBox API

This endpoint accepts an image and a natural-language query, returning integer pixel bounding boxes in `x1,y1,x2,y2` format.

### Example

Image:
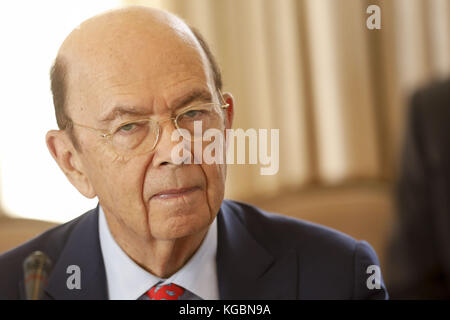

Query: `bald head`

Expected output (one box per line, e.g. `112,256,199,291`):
50,6,222,138
45,6,235,255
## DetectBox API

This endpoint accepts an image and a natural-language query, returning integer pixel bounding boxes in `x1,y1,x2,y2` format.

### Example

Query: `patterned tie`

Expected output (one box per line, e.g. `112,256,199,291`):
146,283,185,300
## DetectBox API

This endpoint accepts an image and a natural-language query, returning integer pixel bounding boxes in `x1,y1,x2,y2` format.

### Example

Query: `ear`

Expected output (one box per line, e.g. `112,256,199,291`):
222,92,234,130
46,130,96,199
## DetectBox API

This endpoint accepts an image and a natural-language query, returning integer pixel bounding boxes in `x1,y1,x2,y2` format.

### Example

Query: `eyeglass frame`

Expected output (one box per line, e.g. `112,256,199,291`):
68,89,230,155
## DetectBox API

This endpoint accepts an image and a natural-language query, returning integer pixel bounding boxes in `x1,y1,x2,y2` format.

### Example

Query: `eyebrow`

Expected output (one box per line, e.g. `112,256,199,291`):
99,105,151,123
99,89,213,123
170,89,213,110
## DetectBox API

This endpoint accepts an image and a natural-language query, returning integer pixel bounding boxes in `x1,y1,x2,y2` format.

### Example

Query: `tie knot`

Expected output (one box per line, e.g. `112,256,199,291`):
146,283,185,300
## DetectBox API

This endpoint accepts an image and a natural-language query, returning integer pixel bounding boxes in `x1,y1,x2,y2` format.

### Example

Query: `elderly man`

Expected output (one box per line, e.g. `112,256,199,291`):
0,7,387,300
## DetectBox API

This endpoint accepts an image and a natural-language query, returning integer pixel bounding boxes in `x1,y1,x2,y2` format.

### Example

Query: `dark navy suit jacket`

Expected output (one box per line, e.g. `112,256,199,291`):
0,199,388,299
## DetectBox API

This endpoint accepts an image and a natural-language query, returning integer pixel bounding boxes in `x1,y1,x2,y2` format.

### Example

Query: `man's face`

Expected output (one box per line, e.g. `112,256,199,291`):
63,24,229,242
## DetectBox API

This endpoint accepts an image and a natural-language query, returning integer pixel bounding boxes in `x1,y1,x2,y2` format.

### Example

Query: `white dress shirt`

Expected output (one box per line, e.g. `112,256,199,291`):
98,206,219,300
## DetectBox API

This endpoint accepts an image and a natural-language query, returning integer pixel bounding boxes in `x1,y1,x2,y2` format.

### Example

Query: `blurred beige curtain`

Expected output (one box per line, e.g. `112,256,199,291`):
124,0,450,200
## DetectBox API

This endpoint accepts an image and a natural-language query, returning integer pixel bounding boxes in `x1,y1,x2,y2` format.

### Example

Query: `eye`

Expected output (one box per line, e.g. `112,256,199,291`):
184,110,204,118
118,122,138,133
182,108,211,120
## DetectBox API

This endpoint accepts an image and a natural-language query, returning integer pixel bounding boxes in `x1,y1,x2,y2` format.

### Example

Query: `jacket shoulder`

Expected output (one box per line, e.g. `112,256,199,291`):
222,199,359,254
221,199,387,299
0,208,96,299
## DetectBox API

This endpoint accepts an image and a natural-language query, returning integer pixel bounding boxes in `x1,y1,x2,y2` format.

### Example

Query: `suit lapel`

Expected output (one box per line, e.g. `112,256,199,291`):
44,206,108,299
26,200,297,299
216,202,298,299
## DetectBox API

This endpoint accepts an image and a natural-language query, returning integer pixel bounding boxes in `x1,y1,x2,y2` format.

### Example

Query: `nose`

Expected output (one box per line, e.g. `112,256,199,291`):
151,118,183,167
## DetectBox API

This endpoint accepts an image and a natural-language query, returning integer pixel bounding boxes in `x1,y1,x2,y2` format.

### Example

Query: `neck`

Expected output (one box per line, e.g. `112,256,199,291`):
104,210,209,278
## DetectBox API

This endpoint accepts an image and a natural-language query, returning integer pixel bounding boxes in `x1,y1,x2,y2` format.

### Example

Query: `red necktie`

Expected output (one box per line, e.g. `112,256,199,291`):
146,283,185,300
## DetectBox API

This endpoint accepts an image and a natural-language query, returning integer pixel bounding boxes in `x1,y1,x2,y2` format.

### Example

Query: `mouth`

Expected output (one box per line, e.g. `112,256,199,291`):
151,186,200,200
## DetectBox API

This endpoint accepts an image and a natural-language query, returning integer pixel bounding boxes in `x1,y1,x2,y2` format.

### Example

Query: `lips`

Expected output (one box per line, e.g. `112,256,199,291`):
151,186,200,200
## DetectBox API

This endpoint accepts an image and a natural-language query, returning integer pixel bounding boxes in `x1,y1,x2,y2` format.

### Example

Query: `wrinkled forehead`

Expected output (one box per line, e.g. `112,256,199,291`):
59,8,213,120
61,8,201,65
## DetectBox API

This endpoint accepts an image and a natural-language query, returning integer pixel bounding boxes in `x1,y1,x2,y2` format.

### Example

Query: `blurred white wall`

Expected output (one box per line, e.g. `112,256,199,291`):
0,0,125,223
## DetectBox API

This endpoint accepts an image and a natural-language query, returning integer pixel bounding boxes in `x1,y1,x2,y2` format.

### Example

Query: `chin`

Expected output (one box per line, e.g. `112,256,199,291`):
149,204,213,240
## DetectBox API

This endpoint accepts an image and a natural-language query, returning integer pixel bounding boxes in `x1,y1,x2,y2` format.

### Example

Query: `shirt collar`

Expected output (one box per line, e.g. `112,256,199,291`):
98,205,218,300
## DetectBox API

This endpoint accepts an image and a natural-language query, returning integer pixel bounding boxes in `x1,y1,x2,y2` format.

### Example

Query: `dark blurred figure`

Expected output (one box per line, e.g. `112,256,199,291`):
387,77,450,299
